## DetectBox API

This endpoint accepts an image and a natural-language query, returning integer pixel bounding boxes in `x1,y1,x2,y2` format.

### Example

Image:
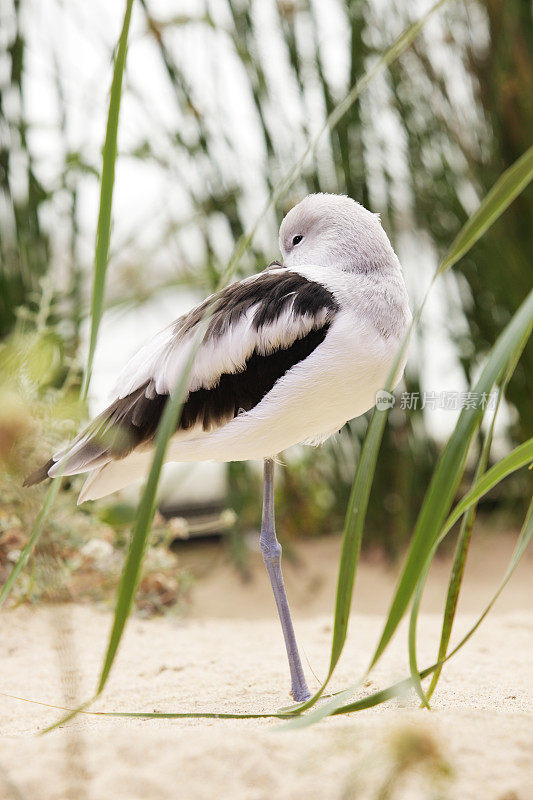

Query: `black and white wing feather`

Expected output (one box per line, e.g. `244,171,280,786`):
25,269,338,485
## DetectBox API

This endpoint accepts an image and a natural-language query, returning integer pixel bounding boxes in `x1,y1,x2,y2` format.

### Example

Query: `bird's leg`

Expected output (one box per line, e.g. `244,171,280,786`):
259,458,310,702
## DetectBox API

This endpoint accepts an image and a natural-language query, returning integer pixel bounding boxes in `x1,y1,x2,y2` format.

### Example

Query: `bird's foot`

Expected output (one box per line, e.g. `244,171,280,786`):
290,686,311,703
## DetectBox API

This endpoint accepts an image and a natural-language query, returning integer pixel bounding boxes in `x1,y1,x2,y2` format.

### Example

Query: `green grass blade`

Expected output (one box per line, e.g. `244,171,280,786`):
408,436,533,707
329,498,533,719
91,711,285,720
0,690,289,722
0,478,62,606
81,0,134,399
97,324,207,692
440,439,533,534
425,351,525,702
1,0,134,615
47,324,208,729
282,406,391,715
90,709,286,720
418,387,502,704
370,289,533,669
329,409,389,670
437,144,533,276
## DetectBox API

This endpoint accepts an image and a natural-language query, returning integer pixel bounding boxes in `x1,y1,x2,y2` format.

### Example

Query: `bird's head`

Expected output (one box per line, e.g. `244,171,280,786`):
279,193,400,275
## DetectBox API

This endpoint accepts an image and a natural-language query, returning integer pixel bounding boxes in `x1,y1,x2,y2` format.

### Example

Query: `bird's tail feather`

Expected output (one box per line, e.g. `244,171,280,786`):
78,449,153,503
23,440,111,487
48,445,110,479
23,458,57,487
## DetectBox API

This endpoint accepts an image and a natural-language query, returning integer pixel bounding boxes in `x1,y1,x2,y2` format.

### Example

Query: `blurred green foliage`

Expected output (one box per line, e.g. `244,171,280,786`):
0,1,49,337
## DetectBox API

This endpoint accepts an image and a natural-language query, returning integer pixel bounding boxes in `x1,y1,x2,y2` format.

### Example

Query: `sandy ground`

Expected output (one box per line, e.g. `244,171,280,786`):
0,531,532,800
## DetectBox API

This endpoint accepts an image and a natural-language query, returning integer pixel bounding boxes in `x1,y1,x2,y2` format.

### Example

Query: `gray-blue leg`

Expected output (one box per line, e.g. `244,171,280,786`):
260,458,310,702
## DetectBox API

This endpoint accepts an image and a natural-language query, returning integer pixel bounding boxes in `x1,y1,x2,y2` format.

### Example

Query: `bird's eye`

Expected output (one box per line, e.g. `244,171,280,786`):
292,234,303,246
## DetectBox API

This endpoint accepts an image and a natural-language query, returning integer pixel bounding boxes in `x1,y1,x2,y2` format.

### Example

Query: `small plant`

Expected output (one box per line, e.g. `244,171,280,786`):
340,725,453,800
0,322,192,615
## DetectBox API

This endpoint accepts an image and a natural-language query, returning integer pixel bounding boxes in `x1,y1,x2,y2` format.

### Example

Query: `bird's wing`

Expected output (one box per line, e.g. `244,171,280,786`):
25,268,338,484
113,267,338,398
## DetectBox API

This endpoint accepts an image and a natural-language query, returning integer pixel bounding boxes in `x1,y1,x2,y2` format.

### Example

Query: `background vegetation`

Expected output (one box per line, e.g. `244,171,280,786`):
1,0,531,604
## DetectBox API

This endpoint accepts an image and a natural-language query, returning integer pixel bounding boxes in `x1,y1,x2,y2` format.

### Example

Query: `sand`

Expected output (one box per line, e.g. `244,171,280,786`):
0,531,532,800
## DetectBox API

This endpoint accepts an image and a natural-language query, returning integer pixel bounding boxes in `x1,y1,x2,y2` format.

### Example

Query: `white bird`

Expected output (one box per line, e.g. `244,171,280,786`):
26,193,411,701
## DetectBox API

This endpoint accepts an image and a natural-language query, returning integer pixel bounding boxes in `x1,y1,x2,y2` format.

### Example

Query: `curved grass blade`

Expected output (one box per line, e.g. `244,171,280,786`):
440,439,533,534
370,289,533,669
97,324,208,692
0,691,290,722
279,405,393,716
415,385,503,705
330,409,389,669
408,436,533,707
81,0,134,399
1,0,134,638
46,326,207,730
423,458,493,702
437,144,533,276
307,497,533,722
83,709,286,720
424,357,524,703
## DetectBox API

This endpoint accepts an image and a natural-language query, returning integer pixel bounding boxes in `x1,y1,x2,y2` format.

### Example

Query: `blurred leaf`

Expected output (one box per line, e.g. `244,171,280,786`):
98,503,136,529
438,145,533,275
